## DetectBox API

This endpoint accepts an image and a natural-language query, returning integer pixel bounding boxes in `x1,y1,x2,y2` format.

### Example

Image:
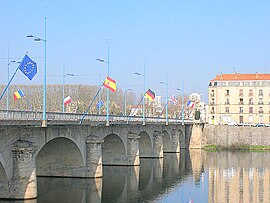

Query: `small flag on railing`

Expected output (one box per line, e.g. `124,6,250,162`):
14,89,25,100
96,100,104,108
187,100,194,108
169,95,177,105
64,96,72,106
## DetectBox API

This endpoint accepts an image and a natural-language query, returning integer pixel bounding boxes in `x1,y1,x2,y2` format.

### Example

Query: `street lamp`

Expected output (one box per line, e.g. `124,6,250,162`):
27,17,47,127
96,41,110,126
134,63,146,125
62,65,75,112
177,87,185,125
7,60,20,111
160,77,168,125
124,85,133,116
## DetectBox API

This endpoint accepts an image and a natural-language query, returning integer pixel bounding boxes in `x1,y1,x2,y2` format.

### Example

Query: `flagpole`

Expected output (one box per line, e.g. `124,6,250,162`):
127,95,144,123
106,38,110,126
80,85,103,124
0,64,20,101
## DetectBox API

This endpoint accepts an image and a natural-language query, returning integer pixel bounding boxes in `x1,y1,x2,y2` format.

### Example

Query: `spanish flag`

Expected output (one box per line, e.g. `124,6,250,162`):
14,89,25,100
103,76,117,92
145,89,155,101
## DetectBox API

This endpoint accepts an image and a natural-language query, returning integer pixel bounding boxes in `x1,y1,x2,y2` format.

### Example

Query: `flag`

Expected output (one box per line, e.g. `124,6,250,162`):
169,95,177,105
187,100,195,108
96,100,104,108
103,76,116,92
14,89,25,100
19,54,37,80
145,89,155,101
64,96,72,106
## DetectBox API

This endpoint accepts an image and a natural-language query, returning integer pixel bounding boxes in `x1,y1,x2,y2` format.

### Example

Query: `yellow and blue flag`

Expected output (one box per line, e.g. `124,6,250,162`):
19,54,37,80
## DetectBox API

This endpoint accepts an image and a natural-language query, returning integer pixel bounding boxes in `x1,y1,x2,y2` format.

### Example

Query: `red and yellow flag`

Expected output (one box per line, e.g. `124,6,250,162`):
103,76,116,92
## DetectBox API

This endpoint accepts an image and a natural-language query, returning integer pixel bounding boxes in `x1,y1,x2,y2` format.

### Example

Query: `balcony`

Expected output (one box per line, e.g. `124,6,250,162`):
224,102,230,105
249,102,254,105
225,93,230,96
239,94,244,97
210,111,215,114
239,102,244,105
210,93,215,97
258,102,264,105
210,102,215,105
249,94,253,97
259,110,264,113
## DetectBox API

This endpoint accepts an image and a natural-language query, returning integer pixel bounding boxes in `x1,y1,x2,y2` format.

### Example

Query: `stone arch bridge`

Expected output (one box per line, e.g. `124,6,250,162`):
0,122,200,200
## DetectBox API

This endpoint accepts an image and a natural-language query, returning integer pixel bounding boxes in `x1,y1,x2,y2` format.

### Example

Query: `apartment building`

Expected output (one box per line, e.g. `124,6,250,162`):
208,73,270,125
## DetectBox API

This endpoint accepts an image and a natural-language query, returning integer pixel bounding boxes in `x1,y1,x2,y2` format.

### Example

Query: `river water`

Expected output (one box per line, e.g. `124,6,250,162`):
1,150,270,203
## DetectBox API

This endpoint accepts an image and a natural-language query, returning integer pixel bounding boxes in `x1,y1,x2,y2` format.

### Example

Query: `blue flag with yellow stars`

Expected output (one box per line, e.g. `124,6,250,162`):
19,54,37,80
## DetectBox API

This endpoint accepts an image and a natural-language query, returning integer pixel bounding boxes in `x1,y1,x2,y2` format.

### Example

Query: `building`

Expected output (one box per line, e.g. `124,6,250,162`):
208,73,270,125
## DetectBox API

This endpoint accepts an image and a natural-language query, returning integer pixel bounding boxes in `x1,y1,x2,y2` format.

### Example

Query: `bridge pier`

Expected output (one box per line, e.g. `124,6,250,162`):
86,136,103,178
168,129,180,153
152,131,163,158
10,139,37,199
127,132,140,166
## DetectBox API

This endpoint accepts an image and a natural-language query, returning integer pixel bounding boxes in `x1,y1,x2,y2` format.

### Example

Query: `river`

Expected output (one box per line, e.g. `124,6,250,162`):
1,150,270,203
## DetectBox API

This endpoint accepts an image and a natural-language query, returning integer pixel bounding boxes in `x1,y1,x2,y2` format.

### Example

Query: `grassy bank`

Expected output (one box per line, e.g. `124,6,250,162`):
203,144,270,152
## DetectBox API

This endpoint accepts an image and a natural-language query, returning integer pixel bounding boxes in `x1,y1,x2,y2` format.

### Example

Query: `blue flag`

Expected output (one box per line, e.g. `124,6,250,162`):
19,54,37,80
96,100,104,108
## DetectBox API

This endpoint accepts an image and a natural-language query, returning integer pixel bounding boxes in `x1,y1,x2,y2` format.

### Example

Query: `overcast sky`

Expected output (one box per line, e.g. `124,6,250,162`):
1,0,270,101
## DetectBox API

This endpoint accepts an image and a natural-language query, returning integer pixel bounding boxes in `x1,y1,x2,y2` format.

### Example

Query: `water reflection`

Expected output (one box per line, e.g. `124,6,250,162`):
206,151,270,203
1,150,270,202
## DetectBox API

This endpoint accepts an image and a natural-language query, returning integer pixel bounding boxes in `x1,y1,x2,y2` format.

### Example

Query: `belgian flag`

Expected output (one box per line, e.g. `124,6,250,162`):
145,89,155,101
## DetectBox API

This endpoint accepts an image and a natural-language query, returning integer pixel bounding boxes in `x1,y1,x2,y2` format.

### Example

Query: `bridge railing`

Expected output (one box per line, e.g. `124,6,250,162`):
0,110,189,124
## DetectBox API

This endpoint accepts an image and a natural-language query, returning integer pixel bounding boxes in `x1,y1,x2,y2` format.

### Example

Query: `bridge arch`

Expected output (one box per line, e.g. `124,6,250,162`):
162,130,171,152
102,133,126,165
0,154,8,198
138,131,152,158
36,137,84,177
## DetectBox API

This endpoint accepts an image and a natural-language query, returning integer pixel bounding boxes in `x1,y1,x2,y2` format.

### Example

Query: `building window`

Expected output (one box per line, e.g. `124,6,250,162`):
249,89,253,96
209,82,212,86
211,107,215,114
239,116,243,123
259,98,263,105
249,107,253,113
225,107,229,113
211,90,215,97
259,115,263,123
249,98,253,105
239,107,243,113
210,98,215,105
239,89,243,96
225,89,229,96
249,115,253,122
225,98,230,105
259,107,263,113
259,89,263,96
214,82,217,86
239,98,244,105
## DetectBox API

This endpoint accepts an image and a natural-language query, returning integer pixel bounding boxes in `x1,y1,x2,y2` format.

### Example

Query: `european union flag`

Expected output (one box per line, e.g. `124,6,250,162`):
19,54,37,80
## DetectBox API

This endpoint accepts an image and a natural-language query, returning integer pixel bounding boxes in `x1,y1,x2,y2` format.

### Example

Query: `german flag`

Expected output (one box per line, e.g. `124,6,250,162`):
145,89,155,101
103,76,116,92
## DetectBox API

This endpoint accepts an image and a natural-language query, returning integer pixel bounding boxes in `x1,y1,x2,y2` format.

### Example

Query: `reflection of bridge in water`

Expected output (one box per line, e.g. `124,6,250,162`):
35,151,193,203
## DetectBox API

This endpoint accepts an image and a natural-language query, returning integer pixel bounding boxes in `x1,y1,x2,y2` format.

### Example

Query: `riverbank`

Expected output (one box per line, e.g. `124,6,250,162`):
203,144,270,152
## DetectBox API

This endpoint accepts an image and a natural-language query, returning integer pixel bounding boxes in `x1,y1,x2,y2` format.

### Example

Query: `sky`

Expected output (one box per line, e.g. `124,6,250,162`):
1,0,270,101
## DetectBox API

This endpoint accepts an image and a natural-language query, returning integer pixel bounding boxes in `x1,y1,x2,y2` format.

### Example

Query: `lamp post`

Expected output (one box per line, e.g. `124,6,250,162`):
96,55,110,124
124,84,133,116
177,86,185,125
27,16,47,127
134,63,146,125
160,76,169,125
7,60,19,111
62,65,74,113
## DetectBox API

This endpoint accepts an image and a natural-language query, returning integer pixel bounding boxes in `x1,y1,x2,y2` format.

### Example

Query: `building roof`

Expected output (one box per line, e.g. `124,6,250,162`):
210,73,270,81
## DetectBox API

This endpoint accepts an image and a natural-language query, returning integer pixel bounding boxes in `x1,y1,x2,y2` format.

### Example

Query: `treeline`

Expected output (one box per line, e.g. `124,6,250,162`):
0,84,187,117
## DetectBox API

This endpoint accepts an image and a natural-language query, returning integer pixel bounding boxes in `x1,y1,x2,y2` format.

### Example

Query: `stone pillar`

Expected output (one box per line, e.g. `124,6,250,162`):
10,139,37,200
127,132,140,166
152,131,163,158
170,129,180,153
85,135,103,178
